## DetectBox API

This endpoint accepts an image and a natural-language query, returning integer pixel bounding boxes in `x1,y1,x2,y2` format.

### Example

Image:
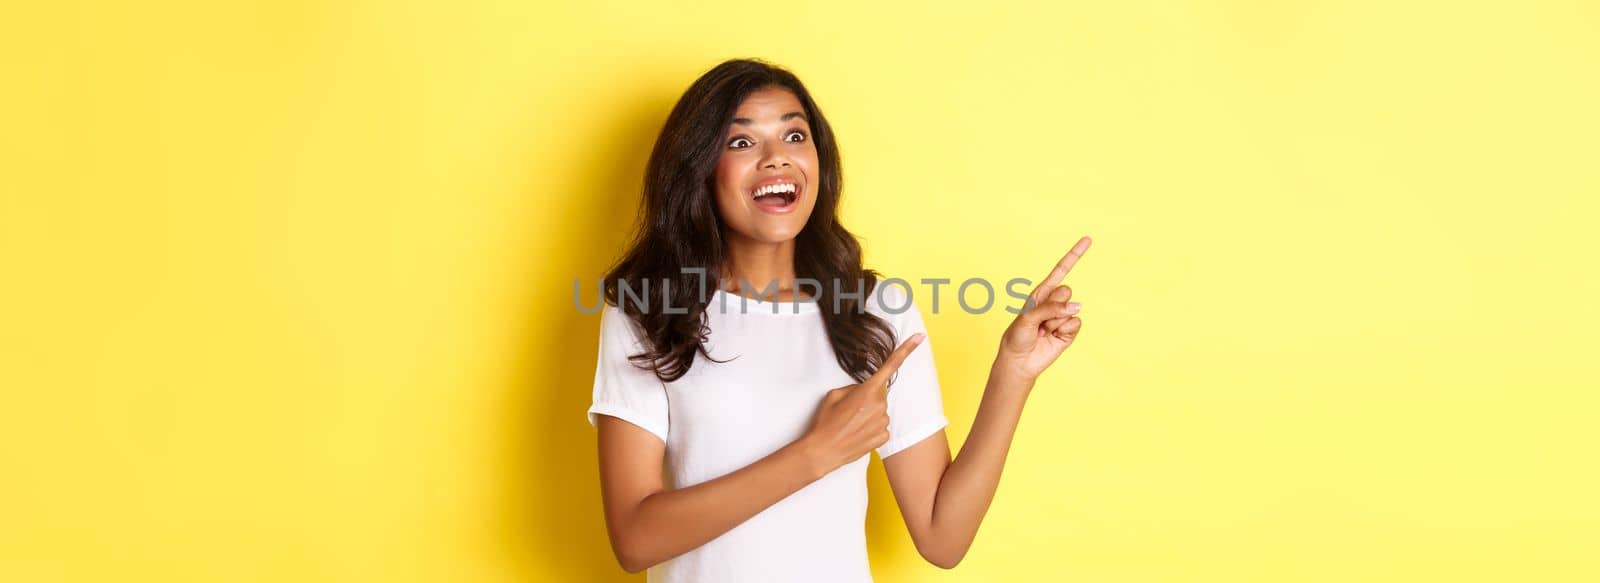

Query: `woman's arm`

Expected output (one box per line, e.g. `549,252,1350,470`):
596,416,825,573
883,236,1092,569
882,365,1034,568
597,334,927,573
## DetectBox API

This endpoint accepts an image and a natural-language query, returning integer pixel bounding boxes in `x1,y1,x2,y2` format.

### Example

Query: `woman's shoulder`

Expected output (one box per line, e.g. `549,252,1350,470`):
597,299,649,345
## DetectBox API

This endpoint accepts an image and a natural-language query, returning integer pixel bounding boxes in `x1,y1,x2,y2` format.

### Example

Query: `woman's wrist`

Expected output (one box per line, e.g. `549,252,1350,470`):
787,434,832,482
988,358,1038,396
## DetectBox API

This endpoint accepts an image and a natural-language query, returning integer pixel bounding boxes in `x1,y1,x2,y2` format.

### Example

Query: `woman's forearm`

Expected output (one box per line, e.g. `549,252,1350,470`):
924,362,1034,566
614,438,826,573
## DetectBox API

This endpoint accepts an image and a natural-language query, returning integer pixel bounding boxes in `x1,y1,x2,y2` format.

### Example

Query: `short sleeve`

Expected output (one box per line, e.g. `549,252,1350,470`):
872,284,950,459
586,304,670,444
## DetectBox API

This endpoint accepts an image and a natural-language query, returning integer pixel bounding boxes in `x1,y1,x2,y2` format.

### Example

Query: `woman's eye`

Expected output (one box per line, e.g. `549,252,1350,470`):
728,131,805,149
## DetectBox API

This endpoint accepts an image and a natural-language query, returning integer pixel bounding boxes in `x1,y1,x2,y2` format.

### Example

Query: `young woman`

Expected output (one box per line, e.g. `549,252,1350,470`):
586,58,1091,581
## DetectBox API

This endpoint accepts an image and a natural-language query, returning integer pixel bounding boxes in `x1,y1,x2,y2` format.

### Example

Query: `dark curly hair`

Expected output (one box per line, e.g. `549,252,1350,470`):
601,58,896,384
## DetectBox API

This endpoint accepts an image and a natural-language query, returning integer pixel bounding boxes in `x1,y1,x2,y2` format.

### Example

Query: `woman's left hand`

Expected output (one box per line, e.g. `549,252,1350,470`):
994,236,1092,385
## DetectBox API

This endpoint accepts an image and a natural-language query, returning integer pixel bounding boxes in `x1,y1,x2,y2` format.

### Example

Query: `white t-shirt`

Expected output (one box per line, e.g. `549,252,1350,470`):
586,282,949,582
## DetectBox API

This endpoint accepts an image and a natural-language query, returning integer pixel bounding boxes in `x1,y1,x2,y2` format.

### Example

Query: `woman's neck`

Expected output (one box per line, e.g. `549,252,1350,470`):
720,235,804,302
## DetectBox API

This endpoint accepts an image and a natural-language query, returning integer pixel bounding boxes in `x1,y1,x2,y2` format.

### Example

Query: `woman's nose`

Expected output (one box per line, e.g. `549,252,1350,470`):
759,145,792,168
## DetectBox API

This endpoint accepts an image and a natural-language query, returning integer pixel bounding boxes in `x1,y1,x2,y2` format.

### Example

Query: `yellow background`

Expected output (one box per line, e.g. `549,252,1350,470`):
3,1,1597,581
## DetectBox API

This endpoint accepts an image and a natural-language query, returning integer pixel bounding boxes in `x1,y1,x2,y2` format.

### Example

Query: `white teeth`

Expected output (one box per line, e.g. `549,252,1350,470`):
752,183,797,197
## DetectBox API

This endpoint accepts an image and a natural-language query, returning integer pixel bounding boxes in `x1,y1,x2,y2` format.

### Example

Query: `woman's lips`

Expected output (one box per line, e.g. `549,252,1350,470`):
752,188,800,214
749,180,801,214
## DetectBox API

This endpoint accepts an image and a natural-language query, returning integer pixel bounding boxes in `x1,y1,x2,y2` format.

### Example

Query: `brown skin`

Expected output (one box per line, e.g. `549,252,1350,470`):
594,85,1093,572
712,86,819,301
881,236,1090,568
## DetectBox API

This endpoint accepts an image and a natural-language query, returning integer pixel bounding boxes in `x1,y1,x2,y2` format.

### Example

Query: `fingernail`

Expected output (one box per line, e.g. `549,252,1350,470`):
1067,303,1081,314
912,332,925,343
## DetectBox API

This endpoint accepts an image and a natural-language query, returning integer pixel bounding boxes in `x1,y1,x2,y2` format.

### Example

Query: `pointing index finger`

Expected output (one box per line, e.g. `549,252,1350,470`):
1031,236,1092,303
869,332,925,387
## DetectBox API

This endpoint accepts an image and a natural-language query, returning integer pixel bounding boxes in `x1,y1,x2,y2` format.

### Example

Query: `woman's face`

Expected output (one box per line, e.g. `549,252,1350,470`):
713,86,820,246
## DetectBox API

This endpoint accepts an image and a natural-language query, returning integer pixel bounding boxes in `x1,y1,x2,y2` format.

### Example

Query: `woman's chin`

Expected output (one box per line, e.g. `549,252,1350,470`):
728,217,808,245
753,230,802,244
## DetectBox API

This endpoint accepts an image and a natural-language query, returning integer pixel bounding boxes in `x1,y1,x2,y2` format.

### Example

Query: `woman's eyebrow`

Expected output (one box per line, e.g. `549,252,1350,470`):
731,111,807,125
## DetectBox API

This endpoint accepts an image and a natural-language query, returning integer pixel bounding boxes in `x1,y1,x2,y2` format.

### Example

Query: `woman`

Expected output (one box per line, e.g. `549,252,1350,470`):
586,58,1090,581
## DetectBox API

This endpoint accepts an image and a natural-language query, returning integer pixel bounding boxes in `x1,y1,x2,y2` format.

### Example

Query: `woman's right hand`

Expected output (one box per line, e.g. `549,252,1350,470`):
799,333,926,476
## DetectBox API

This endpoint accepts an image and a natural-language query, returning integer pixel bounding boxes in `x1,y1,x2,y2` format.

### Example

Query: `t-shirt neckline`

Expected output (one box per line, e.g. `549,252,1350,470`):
711,288,820,314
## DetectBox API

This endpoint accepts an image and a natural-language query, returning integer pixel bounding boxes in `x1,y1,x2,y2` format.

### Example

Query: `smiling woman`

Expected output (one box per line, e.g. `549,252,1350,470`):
718,98,813,221
600,59,896,386
585,58,1090,582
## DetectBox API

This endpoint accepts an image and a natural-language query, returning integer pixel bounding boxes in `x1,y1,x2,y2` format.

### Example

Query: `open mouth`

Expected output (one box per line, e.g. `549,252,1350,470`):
750,181,799,210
